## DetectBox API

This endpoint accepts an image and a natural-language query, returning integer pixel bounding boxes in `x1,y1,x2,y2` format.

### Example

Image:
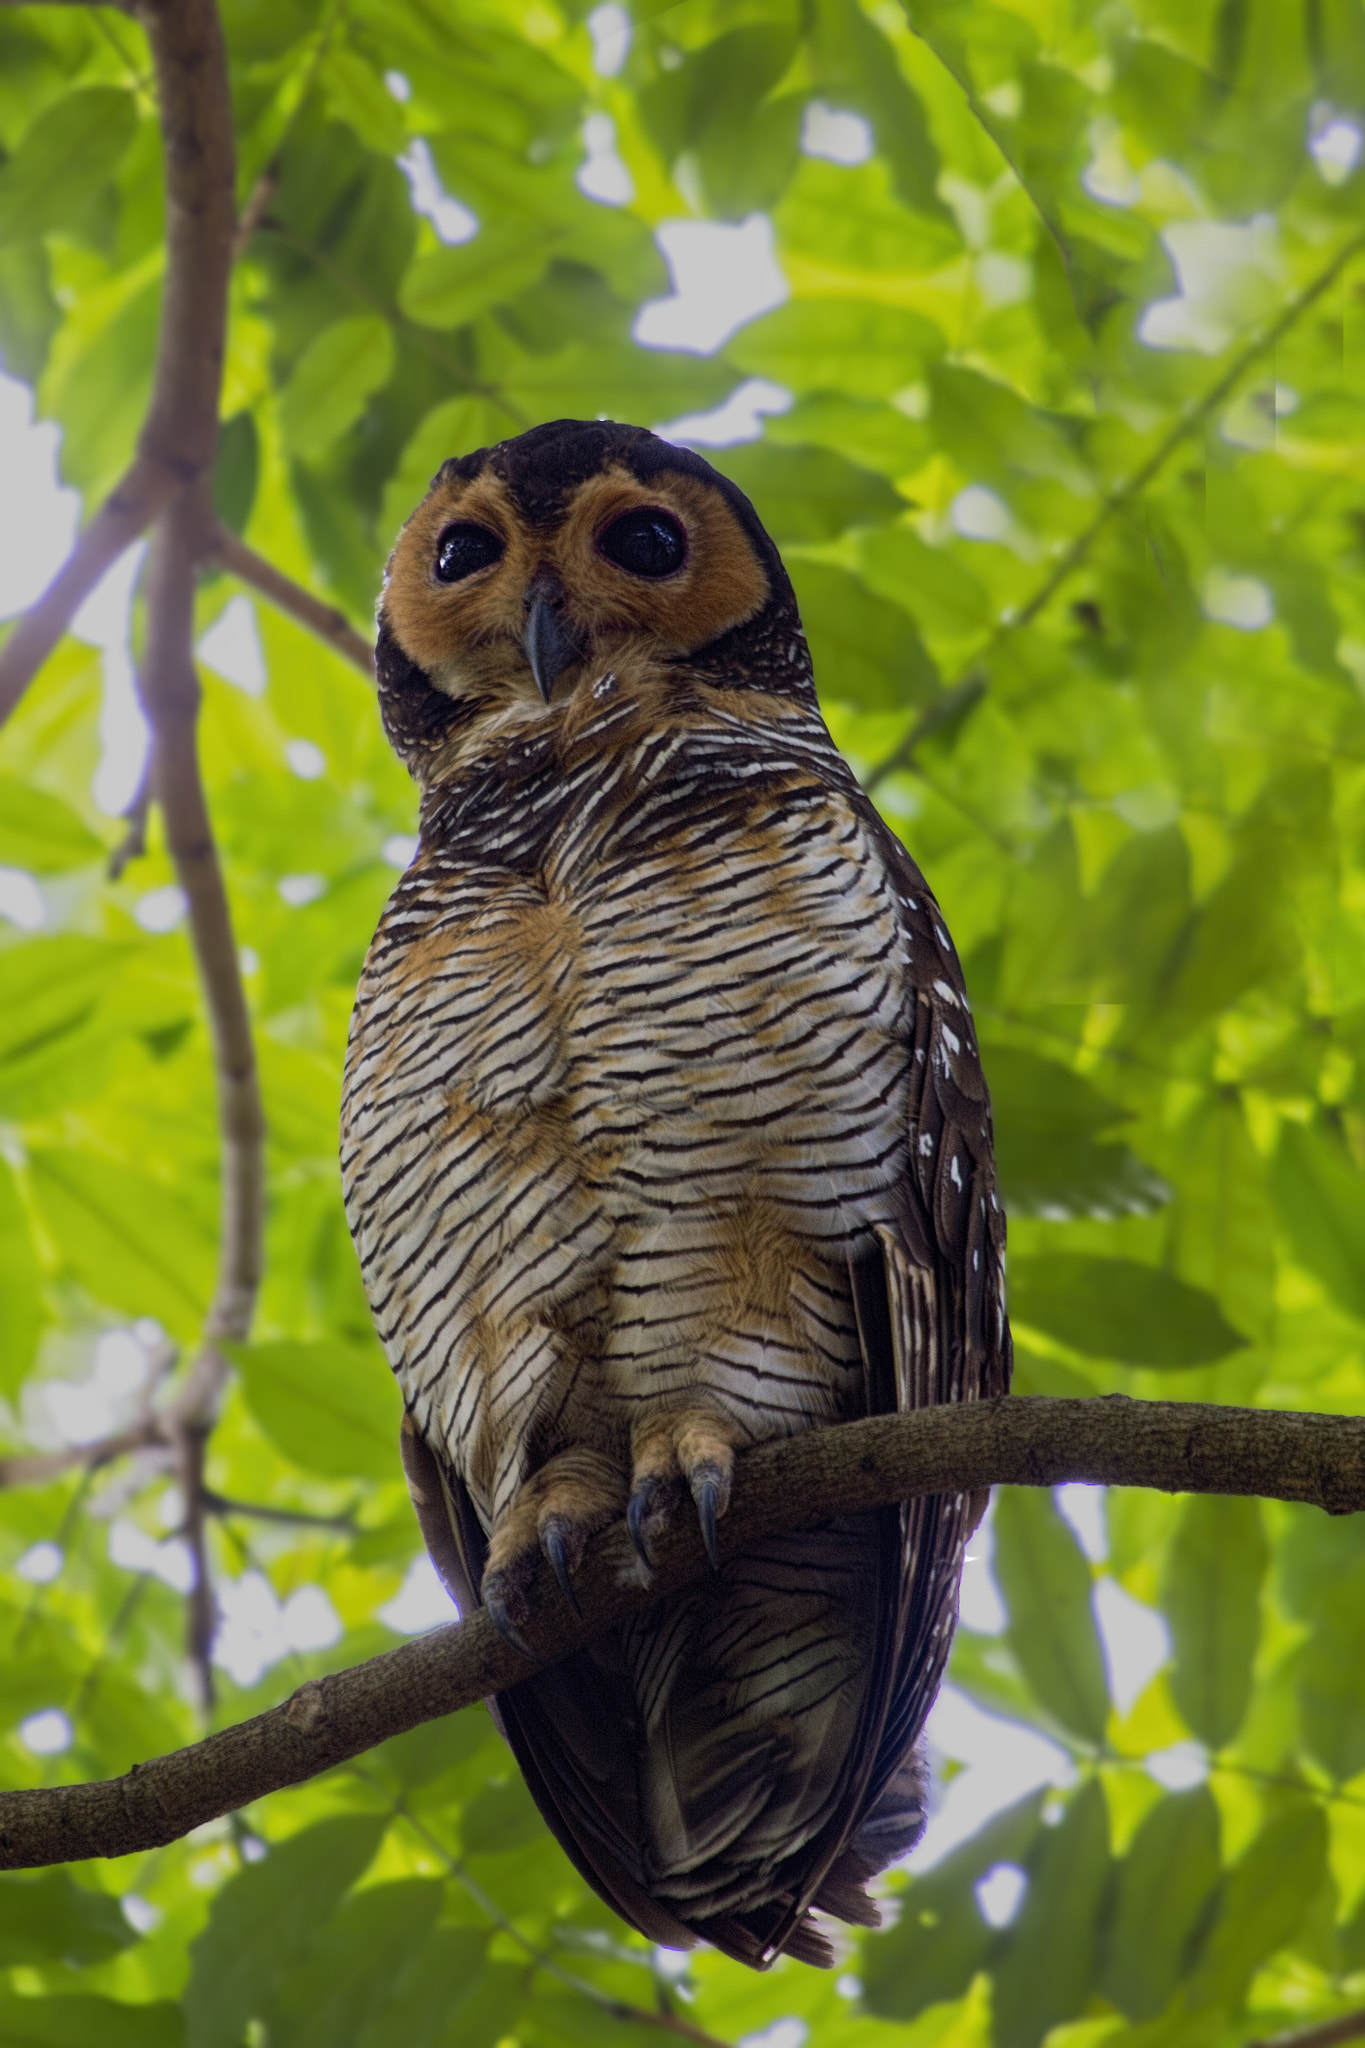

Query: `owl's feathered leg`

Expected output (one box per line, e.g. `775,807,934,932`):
626,1409,745,1571
481,1444,628,1645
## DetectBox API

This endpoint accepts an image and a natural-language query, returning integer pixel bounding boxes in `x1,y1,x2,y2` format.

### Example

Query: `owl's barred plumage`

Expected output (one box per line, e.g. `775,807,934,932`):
341,419,1011,1968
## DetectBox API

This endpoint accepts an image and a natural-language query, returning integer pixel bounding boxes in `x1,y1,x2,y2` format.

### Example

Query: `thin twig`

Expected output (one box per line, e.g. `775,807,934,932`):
861,672,986,793
202,1491,358,1532
177,1423,216,1711
139,507,265,1440
107,756,153,879
231,0,340,262
210,527,373,677
0,0,238,727
233,161,280,262
0,1422,163,1491
134,496,266,1707
4,1394,1365,1868
863,225,1365,793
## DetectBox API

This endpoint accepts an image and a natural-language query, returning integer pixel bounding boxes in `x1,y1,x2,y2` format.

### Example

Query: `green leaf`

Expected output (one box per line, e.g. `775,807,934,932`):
356,1931,516,2048
808,0,946,218
323,47,408,159
0,88,138,245
26,1149,216,1341
184,1816,385,2048
987,1049,1169,1221
639,26,799,217
1193,1804,1328,2010
279,316,395,463
400,223,560,331
1163,1495,1266,1749
993,1487,1109,1744
0,1156,42,1397
791,557,939,711
497,338,732,429
266,1879,444,2048
862,1791,1045,2018
0,1999,182,2048
729,299,944,399
233,1339,403,1479
1297,1558,1365,1782
1099,1786,1221,2019
858,521,992,642
377,1707,495,1790
711,442,901,542
0,1873,136,1970
1166,1097,1275,1343
1007,1257,1247,1367
460,1773,548,1855
991,1780,1111,2048
212,411,259,538
0,240,60,383
0,777,102,873
41,273,159,500
1273,1123,1365,1323
0,937,130,1065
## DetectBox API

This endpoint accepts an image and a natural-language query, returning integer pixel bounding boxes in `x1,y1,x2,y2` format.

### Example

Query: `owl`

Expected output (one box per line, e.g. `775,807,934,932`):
341,419,1011,1969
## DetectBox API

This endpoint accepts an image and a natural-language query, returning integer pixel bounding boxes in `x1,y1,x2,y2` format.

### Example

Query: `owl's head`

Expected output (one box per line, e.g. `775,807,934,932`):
376,418,814,779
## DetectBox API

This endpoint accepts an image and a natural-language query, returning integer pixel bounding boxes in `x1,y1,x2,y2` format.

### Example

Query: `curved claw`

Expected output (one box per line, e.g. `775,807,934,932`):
694,1476,720,1571
626,1489,654,1571
543,1525,582,1616
482,1582,536,1660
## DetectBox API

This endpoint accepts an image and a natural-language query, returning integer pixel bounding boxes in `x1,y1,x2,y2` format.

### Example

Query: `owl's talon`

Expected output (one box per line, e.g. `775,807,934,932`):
694,1475,721,1570
482,1575,536,1659
542,1522,582,1616
626,1489,654,1570
482,1589,536,1654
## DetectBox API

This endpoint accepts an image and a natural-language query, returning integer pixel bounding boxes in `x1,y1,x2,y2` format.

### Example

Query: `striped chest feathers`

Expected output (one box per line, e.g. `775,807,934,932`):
344,691,917,1257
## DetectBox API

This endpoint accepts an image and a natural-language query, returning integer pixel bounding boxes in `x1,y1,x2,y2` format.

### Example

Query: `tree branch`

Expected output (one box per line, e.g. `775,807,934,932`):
0,1422,162,1491
862,224,1365,794
210,527,374,677
138,506,265,1435
0,0,236,726
134,497,266,1705
3,1394,1363,1870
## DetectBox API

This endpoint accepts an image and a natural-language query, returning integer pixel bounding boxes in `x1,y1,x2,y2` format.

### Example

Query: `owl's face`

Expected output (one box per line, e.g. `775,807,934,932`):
376,419,813,780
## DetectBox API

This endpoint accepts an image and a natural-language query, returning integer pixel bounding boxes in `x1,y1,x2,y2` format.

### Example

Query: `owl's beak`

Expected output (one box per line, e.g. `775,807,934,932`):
524,574,583,703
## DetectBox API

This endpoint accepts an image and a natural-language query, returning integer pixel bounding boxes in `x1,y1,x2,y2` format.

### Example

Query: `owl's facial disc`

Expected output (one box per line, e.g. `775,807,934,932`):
382,459,769,714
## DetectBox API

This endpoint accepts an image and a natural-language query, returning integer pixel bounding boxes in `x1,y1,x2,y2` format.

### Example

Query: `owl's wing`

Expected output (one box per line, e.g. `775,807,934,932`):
809,817,1012,1932
724,814,1012,1965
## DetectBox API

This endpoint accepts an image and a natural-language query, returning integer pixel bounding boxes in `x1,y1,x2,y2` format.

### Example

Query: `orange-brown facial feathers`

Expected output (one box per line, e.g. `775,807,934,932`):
384,470,533,690
382,462,769,706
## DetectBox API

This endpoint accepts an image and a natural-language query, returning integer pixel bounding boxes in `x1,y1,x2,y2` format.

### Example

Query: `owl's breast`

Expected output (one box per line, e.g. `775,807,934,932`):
552,761,916,1248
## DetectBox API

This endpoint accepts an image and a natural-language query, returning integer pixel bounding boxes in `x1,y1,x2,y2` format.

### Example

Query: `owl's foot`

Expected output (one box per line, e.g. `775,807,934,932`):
482,1447,627,1641
627,1410,742,1572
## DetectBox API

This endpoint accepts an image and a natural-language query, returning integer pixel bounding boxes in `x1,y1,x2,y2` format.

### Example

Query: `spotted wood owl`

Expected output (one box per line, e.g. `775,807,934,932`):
341,418,1011,1969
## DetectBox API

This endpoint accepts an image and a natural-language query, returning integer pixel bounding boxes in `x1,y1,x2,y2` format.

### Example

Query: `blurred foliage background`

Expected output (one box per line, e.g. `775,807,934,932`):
2,0,1365,2043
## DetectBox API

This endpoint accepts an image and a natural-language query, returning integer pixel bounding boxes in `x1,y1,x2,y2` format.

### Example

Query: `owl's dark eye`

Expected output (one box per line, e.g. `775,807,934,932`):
434,522,504,584
597,507,687,579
